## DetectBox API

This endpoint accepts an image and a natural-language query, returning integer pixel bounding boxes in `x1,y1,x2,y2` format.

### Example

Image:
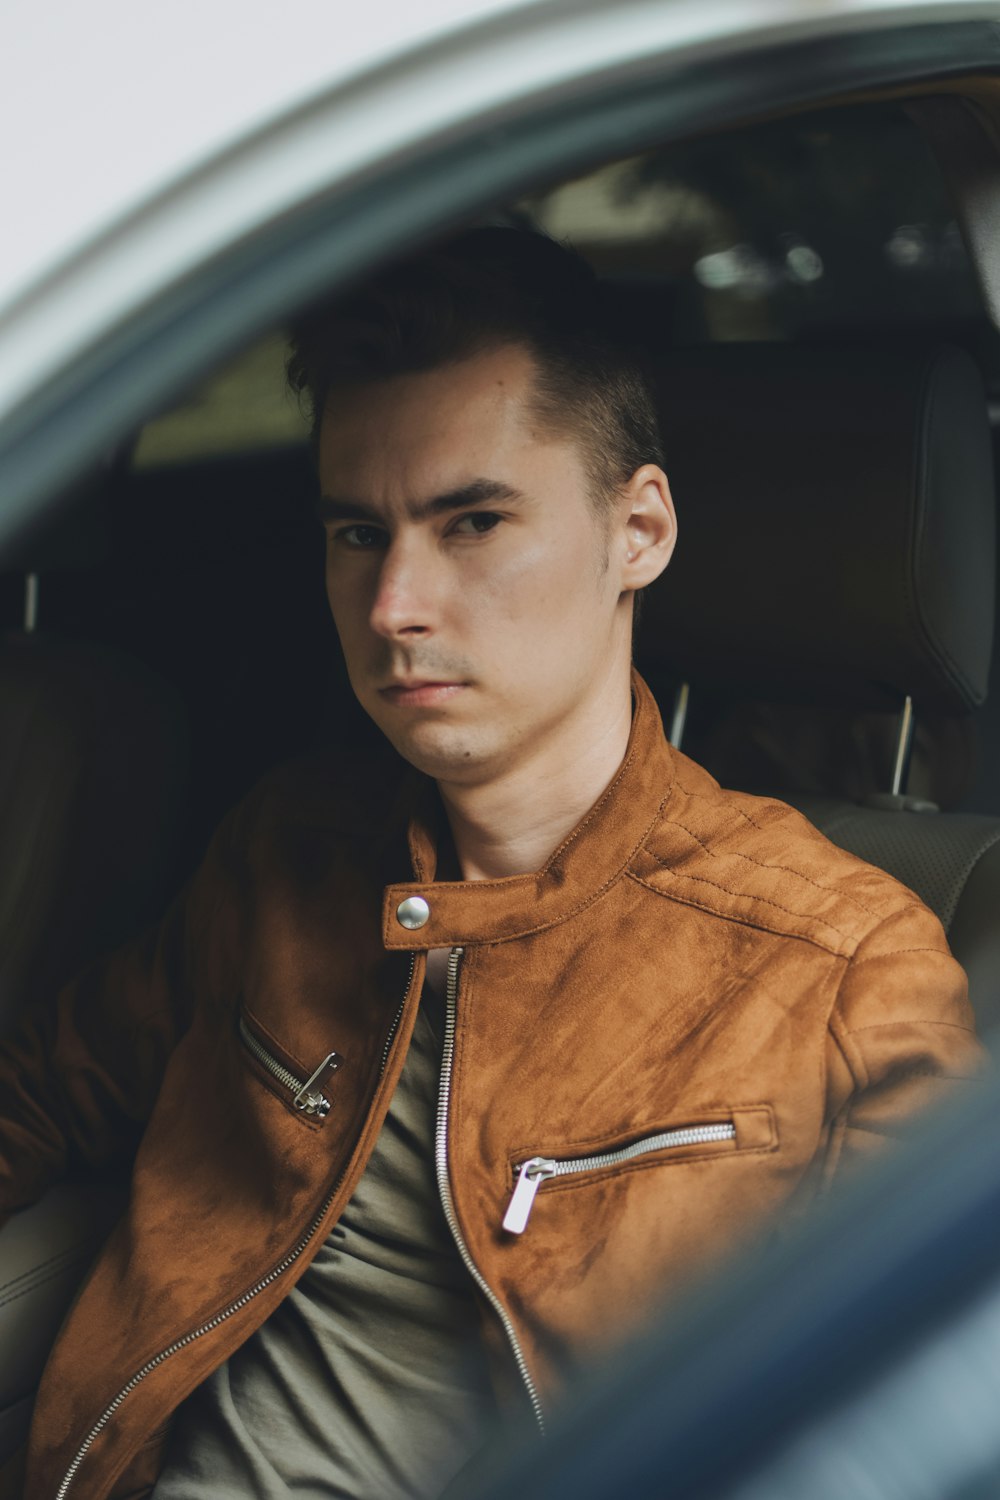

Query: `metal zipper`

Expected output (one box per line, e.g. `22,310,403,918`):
57,959,421,1499
54,1179,343,1500
503,1122,737,1235
237,1014,341,1119
434,947,546,1436
379,953,417,1076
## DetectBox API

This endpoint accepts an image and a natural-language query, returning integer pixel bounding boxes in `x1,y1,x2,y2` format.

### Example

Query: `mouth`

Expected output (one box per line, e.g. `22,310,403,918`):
378,680,467,709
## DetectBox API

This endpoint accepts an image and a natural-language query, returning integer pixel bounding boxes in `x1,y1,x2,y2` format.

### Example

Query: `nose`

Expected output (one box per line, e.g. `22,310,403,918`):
368,536,435,640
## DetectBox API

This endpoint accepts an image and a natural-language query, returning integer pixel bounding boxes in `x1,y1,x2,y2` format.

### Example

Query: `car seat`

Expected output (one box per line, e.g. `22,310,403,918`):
639,341,1000,1042
0,477,191,1463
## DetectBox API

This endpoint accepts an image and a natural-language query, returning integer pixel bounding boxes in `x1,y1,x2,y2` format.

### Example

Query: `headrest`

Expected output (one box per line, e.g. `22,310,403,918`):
640,343,995,714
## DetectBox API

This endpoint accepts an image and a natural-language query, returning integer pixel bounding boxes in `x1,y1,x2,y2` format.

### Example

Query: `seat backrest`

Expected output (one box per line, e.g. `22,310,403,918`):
0,480,191,1037
639,342,1000,1044
786,796,1000,1037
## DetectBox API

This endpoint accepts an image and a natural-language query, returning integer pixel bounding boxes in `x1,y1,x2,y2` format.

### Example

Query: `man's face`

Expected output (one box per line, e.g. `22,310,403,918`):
317,344,644,786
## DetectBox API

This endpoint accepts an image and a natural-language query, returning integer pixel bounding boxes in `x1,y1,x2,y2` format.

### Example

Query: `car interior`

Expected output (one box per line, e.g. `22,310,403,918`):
3,89,1000,1471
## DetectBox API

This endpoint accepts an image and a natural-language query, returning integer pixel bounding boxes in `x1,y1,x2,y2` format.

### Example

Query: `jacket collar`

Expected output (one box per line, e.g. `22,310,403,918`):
382,671,675,949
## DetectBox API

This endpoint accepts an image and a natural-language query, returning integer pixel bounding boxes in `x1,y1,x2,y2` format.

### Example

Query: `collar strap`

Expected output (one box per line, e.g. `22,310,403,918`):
382,672,675,949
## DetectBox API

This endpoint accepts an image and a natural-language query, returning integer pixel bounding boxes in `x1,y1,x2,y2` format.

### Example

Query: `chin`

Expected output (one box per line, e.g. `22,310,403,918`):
384,722,494,782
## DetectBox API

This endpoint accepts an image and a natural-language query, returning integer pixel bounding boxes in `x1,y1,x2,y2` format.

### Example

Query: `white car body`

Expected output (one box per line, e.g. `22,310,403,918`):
0,0,997,501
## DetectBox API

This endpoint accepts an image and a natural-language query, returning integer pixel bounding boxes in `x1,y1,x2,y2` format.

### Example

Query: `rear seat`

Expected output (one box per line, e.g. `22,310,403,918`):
0,485,191,1038
640,341,1000,1042
0,485,191,1463
0,447,376,1463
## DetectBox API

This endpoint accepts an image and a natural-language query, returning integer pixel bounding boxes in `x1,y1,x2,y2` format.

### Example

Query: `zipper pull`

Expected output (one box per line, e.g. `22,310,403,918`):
293,1052,343,1118
503,1157,557,1235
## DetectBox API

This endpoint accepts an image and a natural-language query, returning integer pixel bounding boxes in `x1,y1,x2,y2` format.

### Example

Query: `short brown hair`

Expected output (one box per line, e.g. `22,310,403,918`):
286,227,663,514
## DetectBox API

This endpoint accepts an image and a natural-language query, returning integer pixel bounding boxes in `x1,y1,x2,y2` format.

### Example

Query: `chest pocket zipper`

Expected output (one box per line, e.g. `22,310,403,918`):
503,1121,737,1234
238,1014,343,1120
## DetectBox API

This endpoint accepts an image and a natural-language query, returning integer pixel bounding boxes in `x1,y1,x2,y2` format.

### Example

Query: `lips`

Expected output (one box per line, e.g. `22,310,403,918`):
379,681,466,708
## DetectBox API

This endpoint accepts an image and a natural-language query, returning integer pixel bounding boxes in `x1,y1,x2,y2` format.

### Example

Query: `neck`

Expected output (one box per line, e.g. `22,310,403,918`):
436,669,634,881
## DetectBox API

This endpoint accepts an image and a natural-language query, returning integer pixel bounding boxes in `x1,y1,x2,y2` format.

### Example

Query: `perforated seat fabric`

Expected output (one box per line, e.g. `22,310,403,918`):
789,796,1000,1050
788,798,1000,933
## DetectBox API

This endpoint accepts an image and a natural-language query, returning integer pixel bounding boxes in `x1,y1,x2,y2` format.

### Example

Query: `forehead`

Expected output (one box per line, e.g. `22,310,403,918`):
317,344,549,486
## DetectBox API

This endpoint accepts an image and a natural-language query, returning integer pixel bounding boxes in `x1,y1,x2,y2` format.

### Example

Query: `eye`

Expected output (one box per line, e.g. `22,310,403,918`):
334,523,388,550
451,512,502,536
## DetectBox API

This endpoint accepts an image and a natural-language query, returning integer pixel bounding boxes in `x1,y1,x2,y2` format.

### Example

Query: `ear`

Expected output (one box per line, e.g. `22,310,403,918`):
616,465,678,593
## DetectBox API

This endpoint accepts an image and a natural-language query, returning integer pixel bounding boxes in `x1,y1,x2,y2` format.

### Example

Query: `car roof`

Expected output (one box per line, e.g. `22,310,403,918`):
2,0,996,346
0,0,543,303
2,0,999,545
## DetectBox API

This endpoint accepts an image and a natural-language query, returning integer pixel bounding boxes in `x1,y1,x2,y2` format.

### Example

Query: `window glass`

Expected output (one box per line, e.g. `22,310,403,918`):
134,102,996,469
132,333,307,469
523,102,993,360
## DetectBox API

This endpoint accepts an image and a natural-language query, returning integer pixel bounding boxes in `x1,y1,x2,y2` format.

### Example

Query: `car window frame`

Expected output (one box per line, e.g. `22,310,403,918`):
1,15,998,558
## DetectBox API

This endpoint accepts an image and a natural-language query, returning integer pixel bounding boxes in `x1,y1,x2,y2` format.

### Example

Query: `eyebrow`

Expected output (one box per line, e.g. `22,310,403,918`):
315,478,525,527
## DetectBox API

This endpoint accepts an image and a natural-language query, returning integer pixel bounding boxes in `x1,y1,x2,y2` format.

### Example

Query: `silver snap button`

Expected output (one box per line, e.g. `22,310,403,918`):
396,896,430,930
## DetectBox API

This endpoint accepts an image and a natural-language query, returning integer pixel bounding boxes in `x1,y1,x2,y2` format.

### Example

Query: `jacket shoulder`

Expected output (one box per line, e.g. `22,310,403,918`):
633,749,941,958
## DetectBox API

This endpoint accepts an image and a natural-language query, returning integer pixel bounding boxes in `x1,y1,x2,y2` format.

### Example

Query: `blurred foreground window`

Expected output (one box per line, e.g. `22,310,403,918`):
133,333,306,469
522,102,996,372
135,101,999,471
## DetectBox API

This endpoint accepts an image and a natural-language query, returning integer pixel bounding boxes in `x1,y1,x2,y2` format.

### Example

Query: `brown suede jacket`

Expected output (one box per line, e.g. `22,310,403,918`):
0,673,985,1500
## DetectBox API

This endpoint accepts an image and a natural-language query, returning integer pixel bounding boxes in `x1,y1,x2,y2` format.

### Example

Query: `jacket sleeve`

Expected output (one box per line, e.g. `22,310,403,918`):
822,901,988,1185
0,806,243,1225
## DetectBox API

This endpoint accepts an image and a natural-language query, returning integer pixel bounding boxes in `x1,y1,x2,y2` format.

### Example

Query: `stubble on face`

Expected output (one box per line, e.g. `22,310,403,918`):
318,346,633,789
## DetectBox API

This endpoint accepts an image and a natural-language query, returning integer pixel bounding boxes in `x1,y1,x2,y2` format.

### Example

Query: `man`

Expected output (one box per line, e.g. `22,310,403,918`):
0,228,985,1500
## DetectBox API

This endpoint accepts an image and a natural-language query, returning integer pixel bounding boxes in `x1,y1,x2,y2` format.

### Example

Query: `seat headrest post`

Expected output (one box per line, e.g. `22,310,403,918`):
891,695,915,799
669,681,689,751
23,573,38,634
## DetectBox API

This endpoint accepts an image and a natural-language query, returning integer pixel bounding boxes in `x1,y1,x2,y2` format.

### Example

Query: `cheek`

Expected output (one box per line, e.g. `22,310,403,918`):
465,533,607,633
325,556,371,638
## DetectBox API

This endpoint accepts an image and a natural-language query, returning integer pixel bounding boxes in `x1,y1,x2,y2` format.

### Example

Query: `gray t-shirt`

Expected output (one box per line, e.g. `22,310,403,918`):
153,989,497,1499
